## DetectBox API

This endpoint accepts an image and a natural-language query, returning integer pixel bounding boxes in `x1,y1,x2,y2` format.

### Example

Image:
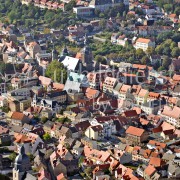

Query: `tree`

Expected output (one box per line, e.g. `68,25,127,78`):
163,46,171,56
40,116,48,124
64,0,76,11
0,174,10,180
43,133,51,141
99,19,106,29
141,56,150,65
94,55,107,65
0,62,5,76
162,56,171,70
174,7,180,16
136,49,145,59
171,47,180,58
0,107,10,113
99,12,105,18
43,28,50,34
9,152,17,162
94,9,100,16
116,12,120,18
146,47,155,56
78,156,85,167
45,60,67,83
155,45,163,54
57,117,71,124
84,167,93,178
163,4,173,13
170,42,177,50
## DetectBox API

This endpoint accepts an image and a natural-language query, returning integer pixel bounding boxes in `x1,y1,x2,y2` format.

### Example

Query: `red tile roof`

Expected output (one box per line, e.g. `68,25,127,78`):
123,110,138,118
11,112,26,121
144,165,156,176
149,157,165,167
173,74,180,81
136,38,151,44
162,106,180,119
148,140,166,149
126,126,145,137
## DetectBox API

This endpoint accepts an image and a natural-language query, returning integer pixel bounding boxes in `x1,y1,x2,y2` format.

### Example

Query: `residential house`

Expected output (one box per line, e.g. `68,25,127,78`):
11,77,38,89
46,90,67,104
25,41,41,58
43,121,54,134
117,35,128,46
0,96,7,107
81,137,98,149
126,126,148,145
9,88,31,97
147,92,160,101
39,76,53,88
87,70,114,90
134,38,155,51
138,26,148,37
111,33,119,43
9,101,20,112
149,157,165,168
169,58,180,72
168,161,180,179
119,84,131,100
53,125,72,139
85,125,103,140
14,132,43,154
161,106,180,128
37,168,51,180
10,112,30,126
103,77,117,95
168,14,178,22
36,52,52,69
19,98,31,112
144,165,160,180
90,20,101,31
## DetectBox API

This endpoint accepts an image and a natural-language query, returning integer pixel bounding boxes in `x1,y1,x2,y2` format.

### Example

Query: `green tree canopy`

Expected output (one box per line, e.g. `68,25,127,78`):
94,55,107,65
9,152,17,162
162,56,171,70
141,56,150,65
136,49,145,59
40,116,48,124
43,133,51,141
45,60,67,83
171,47,180,58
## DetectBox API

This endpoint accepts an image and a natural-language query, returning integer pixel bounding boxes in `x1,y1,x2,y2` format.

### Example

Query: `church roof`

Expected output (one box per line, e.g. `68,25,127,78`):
61,56,80,71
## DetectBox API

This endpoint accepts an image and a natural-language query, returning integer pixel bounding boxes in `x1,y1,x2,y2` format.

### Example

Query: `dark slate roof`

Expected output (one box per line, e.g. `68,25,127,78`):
46,90,67,99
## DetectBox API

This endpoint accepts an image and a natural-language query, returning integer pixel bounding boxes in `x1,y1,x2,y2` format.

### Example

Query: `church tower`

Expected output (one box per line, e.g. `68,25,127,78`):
13,145,31,180
80,34,94,72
